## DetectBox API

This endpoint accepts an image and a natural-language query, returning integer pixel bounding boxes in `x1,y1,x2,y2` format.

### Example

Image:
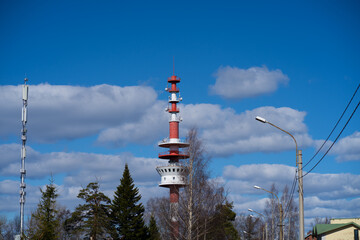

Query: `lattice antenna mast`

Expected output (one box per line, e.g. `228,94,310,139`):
20,77,28,237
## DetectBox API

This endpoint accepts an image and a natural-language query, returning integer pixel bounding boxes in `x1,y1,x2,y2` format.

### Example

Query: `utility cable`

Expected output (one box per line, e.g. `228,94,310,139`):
302,98,360,178
302,83,360,170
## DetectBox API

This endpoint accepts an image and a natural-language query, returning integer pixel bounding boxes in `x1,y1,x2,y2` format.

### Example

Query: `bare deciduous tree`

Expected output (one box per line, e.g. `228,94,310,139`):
0,215,20,240
236,213,262,240
179,128,226,240
263,184,298,240
147,128,235,240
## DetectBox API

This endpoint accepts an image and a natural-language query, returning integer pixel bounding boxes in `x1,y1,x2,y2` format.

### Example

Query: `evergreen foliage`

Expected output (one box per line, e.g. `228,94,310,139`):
111,163,148,239
148,215,161,240
27,179,59,240
210,202,240,240
67,181,114,239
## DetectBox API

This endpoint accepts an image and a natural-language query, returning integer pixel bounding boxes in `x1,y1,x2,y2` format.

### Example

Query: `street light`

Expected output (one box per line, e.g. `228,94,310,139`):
254,185,283,240
255,116,304,240
248,208,268,240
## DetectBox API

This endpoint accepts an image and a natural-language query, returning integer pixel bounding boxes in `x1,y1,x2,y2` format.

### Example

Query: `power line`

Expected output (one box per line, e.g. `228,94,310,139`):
302,98,360,178
302,83,360,170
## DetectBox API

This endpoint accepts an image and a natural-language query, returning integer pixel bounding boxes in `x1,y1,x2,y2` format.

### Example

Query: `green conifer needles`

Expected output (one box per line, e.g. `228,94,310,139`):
111,164,148,239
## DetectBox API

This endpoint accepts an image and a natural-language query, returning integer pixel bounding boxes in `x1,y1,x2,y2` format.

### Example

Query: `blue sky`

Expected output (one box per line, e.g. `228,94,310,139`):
1,0,360,232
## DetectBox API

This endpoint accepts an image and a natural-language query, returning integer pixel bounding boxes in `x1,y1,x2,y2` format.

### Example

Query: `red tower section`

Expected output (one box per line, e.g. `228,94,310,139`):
156,74,189,240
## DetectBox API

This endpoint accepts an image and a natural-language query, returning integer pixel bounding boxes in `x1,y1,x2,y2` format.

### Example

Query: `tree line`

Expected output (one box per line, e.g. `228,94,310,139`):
24,163,155,240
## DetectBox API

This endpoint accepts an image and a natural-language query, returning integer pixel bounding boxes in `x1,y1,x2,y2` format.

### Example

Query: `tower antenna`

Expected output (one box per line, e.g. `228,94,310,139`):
157,73,188,239
19,77,29,238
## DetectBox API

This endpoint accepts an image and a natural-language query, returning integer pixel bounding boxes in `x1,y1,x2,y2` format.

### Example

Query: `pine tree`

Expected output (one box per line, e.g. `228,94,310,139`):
148,215,161,240
67,181,114,239
111,163,148,239
27,179,59,240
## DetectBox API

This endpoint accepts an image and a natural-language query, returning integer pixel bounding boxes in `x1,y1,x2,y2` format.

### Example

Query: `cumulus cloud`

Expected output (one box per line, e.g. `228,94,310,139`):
0,83,314,156
304,196,360,219
0,179,41,214
224,164,296,182
182,105,313,156
0,144,161,182
303,172,360,199
96,101,168,146
209,66,289,99
0,84,158,143
330,131,360,161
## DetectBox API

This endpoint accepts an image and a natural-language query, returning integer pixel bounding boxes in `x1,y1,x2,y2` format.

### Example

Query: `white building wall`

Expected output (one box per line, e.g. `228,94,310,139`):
324,226,358,240
331,218,360,225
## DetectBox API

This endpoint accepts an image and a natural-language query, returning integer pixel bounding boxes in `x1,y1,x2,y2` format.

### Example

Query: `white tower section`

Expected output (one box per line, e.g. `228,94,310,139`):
20,78,28,238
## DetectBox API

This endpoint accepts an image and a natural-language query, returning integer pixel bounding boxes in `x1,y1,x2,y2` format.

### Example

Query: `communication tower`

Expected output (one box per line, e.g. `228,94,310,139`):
20,78,29,238
156,74,189,239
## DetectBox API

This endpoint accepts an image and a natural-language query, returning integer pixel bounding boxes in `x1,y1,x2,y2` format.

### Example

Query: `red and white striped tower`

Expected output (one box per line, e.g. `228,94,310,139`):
156,74,189,240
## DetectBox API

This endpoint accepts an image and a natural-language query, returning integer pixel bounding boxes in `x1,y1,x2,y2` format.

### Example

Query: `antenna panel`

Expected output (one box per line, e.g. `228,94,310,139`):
22,85,28,100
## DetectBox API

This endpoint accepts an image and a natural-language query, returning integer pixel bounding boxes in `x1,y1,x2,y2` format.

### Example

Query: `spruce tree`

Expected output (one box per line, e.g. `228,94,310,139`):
210,201,240,240
27,179,59,240
67,181,115,239
111,163,148,239
148,215,161,240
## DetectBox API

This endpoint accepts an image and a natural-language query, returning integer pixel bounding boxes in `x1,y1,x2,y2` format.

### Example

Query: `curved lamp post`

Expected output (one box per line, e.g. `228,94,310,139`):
248,208,268,240
255,116,304,240
254,185,283,240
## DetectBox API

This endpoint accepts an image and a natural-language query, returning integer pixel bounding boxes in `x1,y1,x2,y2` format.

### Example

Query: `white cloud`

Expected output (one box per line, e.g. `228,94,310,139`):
303,172,360,199
209,66,289,99
0,179,41,214
0,84,314,157
0,84,158,143
224,164,296,182
0,144,162,182
331,131,360,161
182,105,313,156
0,179,18,195
0,144,21,168
305,196,360,213
96,101,168,146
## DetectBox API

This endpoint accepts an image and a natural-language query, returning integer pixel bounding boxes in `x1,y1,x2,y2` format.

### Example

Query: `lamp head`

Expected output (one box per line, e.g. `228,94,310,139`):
255,116,267,123
254,185,261,189
248,208,253,212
